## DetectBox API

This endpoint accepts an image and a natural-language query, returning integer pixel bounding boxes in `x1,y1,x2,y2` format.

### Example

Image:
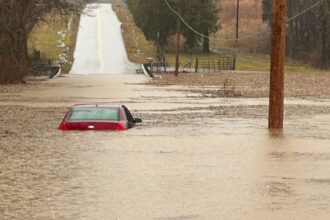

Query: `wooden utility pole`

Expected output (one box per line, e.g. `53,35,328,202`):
174,14,181,77
236,0,240,45
268,0,286,129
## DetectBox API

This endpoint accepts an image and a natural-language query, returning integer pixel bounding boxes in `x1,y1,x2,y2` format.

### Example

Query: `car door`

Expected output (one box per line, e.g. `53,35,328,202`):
122,105,135,128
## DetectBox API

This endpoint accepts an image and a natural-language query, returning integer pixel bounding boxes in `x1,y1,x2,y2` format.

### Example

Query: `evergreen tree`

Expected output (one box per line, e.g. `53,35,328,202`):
127,0,176,47
127,0,219,52
181,0,220,52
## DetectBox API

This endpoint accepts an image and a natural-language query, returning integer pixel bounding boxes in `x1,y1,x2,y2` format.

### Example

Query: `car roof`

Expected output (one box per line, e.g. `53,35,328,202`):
72,103,124,109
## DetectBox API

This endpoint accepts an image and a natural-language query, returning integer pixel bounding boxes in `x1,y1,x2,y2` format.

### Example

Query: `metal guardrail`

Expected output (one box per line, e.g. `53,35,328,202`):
141,64,154,78
33,63,62,79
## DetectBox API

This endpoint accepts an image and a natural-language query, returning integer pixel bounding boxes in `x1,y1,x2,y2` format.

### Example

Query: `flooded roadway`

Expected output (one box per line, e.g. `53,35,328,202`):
1,2,330,219
1,75,330,219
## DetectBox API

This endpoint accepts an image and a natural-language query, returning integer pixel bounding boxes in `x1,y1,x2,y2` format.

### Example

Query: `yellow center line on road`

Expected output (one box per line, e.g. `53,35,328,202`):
96,8,105,74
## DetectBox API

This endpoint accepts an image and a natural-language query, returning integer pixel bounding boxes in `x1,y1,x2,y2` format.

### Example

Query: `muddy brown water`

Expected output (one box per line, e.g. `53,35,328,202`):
1,75,330,219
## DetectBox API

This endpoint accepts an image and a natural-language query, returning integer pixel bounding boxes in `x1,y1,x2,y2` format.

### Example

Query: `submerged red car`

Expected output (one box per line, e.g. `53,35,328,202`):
59,104,142,131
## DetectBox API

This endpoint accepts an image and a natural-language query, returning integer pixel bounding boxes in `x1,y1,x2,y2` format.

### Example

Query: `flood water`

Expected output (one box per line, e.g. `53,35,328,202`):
1,75,330,219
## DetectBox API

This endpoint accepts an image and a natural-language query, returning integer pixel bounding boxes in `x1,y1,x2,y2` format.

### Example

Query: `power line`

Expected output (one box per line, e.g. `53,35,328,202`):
287,0,325,22
164,0,326,42
164,0,268,42
164,0,210,39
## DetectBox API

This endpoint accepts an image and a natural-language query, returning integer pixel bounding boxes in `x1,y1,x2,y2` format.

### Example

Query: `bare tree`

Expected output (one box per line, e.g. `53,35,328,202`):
0,0,85,84
263,0,330,68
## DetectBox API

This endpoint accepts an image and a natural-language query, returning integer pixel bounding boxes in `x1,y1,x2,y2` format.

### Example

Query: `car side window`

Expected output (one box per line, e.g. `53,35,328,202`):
123,106,134,123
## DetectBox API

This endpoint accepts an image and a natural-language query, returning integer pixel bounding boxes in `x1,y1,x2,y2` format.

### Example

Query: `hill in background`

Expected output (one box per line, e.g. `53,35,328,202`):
212,0,269,53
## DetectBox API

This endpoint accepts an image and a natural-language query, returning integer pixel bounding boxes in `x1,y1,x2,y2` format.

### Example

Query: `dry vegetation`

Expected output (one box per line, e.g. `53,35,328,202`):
112,0,157,64
111,0,329,78
115,0,319,72
150,72,330,99
211,0,270,53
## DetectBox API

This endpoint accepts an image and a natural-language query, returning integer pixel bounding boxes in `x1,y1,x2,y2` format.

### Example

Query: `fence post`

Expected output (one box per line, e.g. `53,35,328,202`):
233,57,236,70
164,56,167,73
195,58,199,73
213,59,216,72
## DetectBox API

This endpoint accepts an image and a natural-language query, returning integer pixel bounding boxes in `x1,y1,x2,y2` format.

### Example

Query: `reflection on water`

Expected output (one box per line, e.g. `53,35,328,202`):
1,75,330,219
268,129,284,139
1,105,330,220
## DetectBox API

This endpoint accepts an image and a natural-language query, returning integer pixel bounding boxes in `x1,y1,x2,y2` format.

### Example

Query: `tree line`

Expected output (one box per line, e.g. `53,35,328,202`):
126,0,220,53
1,0,329,84
262,0,330,68
0,0,85,84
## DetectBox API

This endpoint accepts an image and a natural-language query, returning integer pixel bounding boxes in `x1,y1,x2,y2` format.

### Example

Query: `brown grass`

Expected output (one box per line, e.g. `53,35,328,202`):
219,0,263,22
149,71,330,98
113,0,318,72
212,0,270,53
112,0,157,64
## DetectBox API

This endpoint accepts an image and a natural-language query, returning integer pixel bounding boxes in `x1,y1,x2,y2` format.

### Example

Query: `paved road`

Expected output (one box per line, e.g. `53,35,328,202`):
1,3,330,219
70,3,136,75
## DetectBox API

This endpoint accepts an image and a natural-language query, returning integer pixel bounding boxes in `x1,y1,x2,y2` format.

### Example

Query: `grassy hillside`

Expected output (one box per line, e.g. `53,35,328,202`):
211,0,269,53
117,0,322,72
112,0,157,64
28,12,80,73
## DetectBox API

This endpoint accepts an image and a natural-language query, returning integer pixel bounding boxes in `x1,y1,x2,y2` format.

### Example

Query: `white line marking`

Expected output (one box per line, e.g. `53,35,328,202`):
96,7,105,74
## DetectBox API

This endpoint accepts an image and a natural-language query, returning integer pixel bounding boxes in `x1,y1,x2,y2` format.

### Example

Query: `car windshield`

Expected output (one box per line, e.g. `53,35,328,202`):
68,107,119,121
